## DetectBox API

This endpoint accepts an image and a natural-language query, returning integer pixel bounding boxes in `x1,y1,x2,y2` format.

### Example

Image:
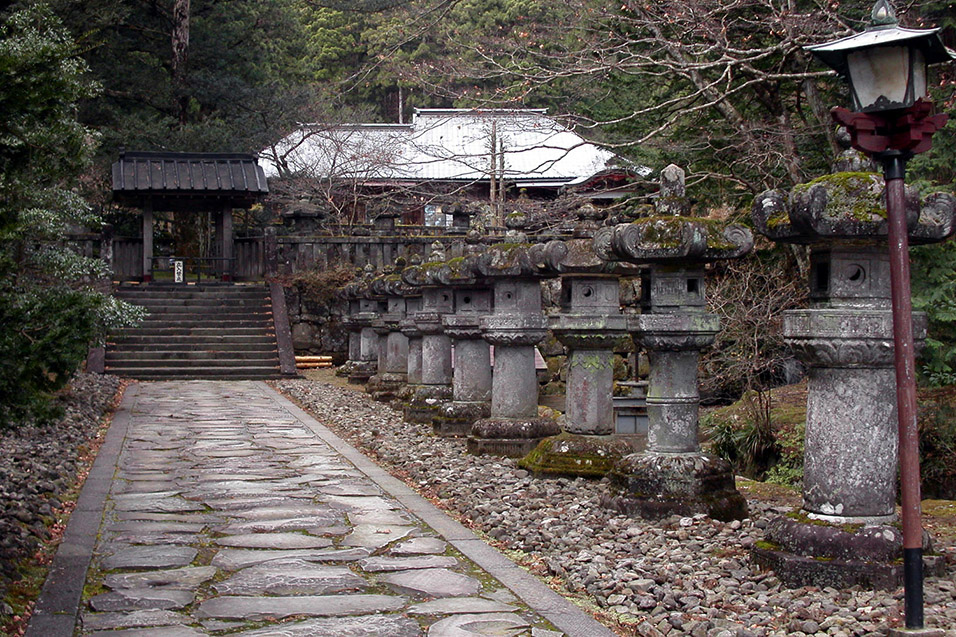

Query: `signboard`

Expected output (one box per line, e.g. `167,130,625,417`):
174,260,184,283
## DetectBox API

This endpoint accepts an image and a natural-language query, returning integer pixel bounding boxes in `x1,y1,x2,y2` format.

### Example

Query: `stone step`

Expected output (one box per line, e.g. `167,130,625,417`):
136,317,275,328
110,334,278,346
117,284,268,295
104,357,280,369
128,300,273,311
102,367,285,380
106,283,287,381
114,327,276,337
105,350,279,361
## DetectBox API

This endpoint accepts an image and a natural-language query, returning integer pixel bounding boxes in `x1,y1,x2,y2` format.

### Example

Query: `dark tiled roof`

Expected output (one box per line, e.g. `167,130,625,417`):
112,151,268,209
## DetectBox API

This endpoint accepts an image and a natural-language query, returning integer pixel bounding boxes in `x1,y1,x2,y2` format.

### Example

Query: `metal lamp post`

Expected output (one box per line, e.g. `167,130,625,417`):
807,1,954,631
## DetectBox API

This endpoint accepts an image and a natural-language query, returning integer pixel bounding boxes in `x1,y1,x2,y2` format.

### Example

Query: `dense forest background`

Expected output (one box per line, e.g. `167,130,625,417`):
0,0,954,424
17,0,956,201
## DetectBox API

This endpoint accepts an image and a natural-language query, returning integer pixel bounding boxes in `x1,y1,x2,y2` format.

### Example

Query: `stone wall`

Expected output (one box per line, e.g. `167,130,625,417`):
282,283,349,362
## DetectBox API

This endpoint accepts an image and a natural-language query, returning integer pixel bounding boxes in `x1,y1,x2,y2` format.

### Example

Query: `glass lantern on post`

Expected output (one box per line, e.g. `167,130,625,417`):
806,1,954,632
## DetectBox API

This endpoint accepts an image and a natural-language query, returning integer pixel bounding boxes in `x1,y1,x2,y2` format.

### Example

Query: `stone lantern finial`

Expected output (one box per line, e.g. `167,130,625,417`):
656,164,690,216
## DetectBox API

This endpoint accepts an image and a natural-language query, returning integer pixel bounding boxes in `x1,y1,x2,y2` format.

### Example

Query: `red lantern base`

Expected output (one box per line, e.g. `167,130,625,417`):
832,99,948,156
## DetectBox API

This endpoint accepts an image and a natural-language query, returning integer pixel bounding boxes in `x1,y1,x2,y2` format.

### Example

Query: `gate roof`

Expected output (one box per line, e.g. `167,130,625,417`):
112,151,269,211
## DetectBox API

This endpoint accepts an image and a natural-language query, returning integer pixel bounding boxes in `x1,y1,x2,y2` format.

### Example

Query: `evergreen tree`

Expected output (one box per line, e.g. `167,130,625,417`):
0,4,143,425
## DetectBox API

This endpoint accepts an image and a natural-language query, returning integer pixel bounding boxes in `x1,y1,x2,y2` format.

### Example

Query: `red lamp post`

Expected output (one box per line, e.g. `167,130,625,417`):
806,1,954,631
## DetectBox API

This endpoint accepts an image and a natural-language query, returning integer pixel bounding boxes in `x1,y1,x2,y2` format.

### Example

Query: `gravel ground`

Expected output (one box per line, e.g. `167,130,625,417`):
0,373,122,617
276,375,956,637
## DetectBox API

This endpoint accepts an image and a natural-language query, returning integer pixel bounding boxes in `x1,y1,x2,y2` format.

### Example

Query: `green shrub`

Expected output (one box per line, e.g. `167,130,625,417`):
911,242,956,387
764,423,805,489
918,386,956,500
0,287,142,426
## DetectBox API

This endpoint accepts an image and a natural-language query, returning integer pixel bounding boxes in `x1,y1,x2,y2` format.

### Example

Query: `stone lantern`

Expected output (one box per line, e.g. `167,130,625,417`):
366,260,412,402
337,268,365,380
401,247,455,424
751,168,955,587
598,164,752,521
520,203,638,477
345,265,385,385
429,254,494,436
468,234,560,457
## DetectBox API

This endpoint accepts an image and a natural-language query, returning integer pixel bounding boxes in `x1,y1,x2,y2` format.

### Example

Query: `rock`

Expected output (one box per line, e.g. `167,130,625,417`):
195,594,406,620
380,568,482,598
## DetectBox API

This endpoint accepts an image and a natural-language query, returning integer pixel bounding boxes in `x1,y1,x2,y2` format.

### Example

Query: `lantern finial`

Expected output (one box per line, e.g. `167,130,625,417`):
870,0,898,28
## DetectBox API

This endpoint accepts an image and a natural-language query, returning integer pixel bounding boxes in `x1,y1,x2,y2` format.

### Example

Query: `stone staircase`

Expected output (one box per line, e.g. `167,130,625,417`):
106,284,287,380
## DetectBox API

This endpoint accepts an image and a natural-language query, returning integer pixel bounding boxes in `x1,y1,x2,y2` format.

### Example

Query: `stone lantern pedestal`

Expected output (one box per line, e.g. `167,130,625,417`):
750,172,955,588
436,285,493,436
598,165,751,521
404,286,455,424
469,274,559,457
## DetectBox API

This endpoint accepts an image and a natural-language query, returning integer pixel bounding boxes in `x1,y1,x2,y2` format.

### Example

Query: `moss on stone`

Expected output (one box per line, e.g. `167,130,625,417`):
518,432,631,478
792,172,886,222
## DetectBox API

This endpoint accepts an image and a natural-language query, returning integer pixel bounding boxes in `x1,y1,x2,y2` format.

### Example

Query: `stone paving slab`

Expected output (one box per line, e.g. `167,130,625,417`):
28,380,614,637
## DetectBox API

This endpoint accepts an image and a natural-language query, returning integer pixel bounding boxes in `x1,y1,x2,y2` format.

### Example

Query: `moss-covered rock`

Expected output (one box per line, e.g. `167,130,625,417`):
519,432,634,478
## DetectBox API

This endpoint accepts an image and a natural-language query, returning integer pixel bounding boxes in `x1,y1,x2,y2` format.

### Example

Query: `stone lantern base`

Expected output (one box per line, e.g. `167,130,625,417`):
366,372,407,403
752,514,944,589
519,432,634,478
348,361,377,384
467,417,561,458
335,361,354,378
605,452,747,521
404,385,453,424
434,401,491,437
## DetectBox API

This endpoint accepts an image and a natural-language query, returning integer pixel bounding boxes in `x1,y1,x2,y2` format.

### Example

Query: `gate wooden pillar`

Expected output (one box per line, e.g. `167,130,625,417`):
142,202,154,282
220,206,234,282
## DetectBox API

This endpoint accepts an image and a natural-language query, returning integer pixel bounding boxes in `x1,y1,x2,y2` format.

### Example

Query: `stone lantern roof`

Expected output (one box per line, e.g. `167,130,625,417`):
752,172,956,245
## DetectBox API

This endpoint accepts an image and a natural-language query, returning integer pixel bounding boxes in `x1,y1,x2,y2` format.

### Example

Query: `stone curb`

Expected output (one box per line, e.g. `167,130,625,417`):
25,383,139,637
261,382,615,637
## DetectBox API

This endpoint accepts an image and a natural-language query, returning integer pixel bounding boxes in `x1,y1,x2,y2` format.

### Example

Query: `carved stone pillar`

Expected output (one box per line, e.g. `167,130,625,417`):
367,266,411,402
337,299,362,379
518,206,638,477
347,266,384,385
404,286,455,424
750,171,956,588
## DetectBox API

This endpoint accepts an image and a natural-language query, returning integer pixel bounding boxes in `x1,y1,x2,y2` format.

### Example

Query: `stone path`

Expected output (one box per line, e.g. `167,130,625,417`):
27,381,612,637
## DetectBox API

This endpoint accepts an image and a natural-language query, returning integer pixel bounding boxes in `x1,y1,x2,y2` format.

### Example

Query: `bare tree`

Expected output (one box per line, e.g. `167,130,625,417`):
365,0,906,196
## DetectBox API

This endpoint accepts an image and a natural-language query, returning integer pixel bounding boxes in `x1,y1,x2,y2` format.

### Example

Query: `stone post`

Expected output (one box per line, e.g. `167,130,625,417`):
750,171,956,588
263,225,278,279
404,285,455,423
468,243,560,457
519,205,637,477
398,295,424,395
348,267,383,385
367,271,411,402
598,165,751,521
436,283,493,436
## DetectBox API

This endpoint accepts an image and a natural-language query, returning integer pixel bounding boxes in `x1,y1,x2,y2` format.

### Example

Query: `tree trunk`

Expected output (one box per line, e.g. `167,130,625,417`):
172,0,190,125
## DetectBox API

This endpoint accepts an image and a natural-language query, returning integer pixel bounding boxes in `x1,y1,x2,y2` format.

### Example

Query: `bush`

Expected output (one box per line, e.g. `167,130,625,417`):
0,287,142,426
285,263,357,306
764,423,805,489
911,241,956,387
918,386,956,500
